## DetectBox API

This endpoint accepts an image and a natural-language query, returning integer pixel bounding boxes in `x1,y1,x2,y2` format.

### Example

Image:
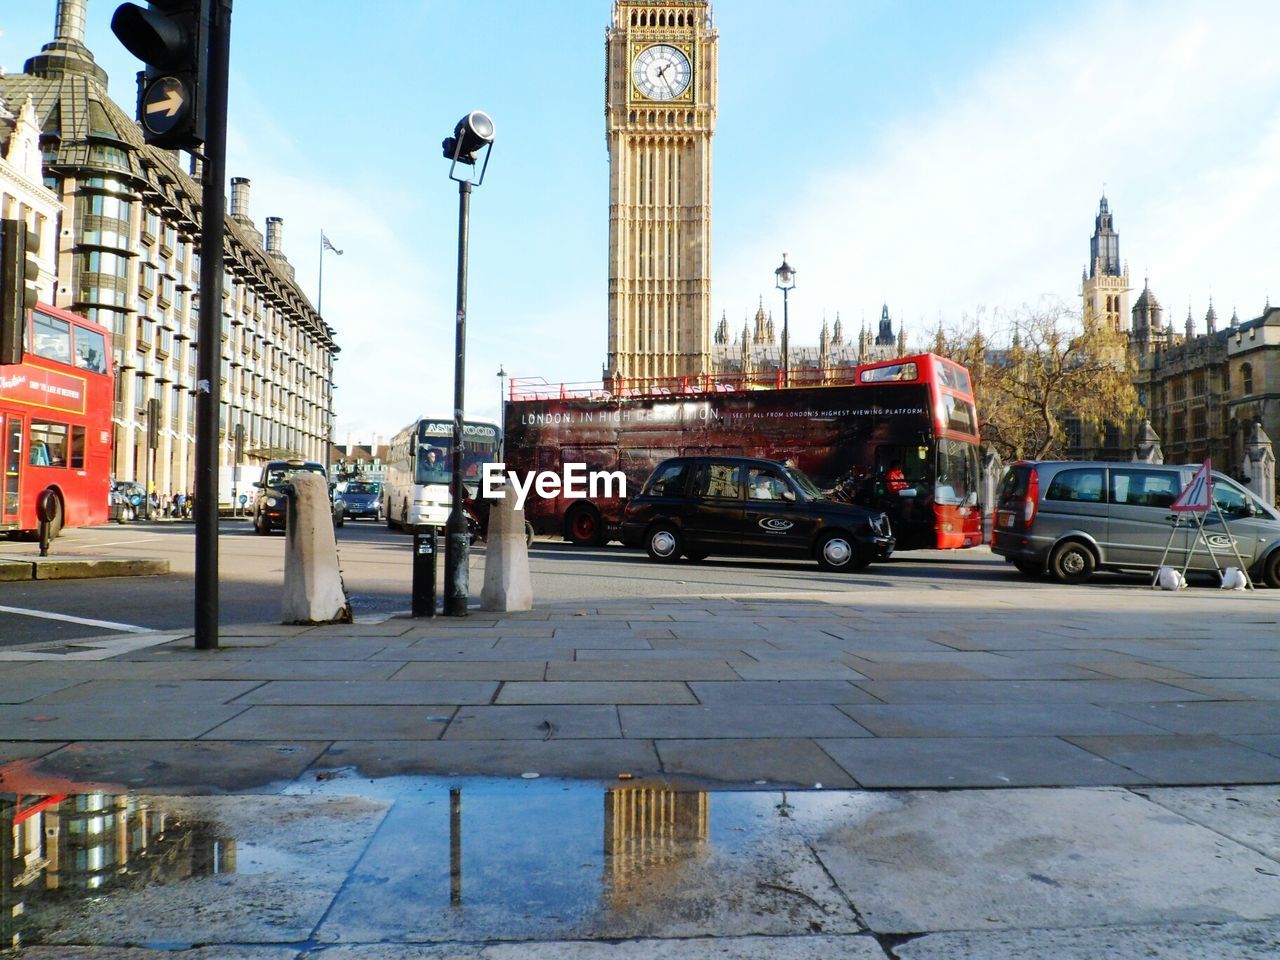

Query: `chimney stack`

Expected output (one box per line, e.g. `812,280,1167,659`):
265,216,283,255
230,177,251,222
54,0,88,45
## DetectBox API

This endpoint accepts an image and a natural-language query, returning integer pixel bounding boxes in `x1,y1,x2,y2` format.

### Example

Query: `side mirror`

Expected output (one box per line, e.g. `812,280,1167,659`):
782,488,797,502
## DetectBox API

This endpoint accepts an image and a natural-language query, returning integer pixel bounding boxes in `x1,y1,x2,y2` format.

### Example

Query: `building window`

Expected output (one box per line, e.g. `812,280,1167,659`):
1172,379,1186,402
1064,417,1082,450
1191,407,1207,442
1242,363,1255,394
1191,373,1205,397
1103,423,1121,449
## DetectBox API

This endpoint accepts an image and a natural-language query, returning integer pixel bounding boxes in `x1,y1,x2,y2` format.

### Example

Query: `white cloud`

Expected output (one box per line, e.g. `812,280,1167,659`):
716,0,1280,344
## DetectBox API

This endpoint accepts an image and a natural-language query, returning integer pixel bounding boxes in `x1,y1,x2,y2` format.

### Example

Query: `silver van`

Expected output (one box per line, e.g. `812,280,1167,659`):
991,461,1280,586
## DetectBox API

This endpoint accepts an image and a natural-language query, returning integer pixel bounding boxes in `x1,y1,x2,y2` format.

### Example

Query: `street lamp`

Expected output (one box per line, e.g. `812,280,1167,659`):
775,254,796,385
497,365,507,459
442,110,496,618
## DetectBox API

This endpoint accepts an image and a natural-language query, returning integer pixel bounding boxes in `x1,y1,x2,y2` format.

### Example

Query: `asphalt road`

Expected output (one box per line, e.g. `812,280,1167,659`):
0,518,1170,647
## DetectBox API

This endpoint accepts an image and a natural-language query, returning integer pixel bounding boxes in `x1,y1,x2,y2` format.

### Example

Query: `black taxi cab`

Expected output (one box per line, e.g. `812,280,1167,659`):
621,456,894,571
252,458,327,535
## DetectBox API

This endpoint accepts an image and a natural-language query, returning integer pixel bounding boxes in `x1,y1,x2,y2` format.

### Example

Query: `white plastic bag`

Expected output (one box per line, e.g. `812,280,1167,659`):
1156,566,1186,591
1220,567,1248,590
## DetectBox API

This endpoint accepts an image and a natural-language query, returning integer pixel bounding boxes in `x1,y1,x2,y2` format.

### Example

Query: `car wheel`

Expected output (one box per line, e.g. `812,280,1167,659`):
1049,540,1095,584
1262,550,1280,589
646,524,683,563
816,531,863,571
253,513,270,536
1014,560,1044,578
336,513,345,528
565,504,605,546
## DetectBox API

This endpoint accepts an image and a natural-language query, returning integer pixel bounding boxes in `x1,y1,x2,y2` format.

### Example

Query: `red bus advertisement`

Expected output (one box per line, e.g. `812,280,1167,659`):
503,353,982,552
0,303,113,536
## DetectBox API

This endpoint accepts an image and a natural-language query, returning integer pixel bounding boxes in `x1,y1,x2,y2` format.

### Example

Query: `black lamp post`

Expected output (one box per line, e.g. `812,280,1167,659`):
774,254,796,385
442,110,495,617
496,365,507,459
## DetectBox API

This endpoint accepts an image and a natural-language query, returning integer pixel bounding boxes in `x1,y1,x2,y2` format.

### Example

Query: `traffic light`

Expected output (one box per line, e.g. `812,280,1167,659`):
147,397,161,451
0,219,40,366
110,1,210,149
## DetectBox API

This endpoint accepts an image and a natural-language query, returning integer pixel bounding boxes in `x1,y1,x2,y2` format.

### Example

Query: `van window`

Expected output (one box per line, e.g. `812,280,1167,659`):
1045,468,1104,503
997,466,1031,509
1212,480,1254,520
1110,469,1179,508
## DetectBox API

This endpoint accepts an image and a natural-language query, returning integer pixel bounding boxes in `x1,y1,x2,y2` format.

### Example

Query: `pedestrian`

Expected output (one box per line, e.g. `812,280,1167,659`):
885,460,908,494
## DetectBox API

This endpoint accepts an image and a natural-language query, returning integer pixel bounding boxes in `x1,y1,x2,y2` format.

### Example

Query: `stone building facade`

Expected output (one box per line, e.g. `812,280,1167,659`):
0,94,61,302
0,1,337,501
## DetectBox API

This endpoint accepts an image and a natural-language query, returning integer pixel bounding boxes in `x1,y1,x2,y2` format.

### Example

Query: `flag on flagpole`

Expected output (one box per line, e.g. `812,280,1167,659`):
322,233,343,255
1170,459,1212,513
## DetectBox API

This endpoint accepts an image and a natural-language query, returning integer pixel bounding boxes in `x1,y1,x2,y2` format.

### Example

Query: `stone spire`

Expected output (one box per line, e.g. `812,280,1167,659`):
1089,193,1122,278
1205,299,1217,335
765,315,775,343
832,313,844,345
714,311,728,345
24,0,108,84
752,298,767,344
1185,306,1194,342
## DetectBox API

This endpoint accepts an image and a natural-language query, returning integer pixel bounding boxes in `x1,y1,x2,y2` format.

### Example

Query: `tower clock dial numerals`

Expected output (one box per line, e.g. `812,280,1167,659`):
632,44,692,101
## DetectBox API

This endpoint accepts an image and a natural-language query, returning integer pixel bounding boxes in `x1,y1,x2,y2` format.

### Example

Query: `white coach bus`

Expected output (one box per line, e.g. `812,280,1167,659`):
383,417,500,528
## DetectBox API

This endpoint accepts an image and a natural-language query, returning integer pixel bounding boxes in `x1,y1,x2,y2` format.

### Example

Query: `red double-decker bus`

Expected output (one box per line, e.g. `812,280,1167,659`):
0,303,113,537
504,352,983,552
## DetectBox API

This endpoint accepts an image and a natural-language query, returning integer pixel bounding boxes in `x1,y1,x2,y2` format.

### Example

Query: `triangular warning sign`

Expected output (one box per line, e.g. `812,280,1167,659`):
1171,459,1213,513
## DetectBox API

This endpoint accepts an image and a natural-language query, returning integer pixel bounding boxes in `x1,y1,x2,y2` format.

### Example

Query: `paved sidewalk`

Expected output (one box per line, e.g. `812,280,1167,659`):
2,578,1279,791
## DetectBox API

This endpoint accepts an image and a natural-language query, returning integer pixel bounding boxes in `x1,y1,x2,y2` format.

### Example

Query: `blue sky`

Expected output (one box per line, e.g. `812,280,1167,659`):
4,1,1280,442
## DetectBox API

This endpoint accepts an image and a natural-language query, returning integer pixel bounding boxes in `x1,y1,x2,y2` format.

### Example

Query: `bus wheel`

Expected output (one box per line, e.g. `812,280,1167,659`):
1049,540,1095,584
565,504,604,546
525,521,535,547
646,524,683,563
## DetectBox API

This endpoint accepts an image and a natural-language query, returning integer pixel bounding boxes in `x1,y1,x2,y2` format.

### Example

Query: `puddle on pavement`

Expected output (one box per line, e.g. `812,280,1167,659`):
1,777,871,949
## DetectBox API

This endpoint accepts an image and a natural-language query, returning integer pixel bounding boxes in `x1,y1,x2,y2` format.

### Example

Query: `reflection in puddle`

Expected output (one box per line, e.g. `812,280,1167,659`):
2,793,234,949
3,780,855,948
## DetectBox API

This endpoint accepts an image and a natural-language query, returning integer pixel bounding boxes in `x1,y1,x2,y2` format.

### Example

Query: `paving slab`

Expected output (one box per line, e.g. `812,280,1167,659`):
202,705,455,741
233,680,499,706
1110,700,1280,735
211,660,404,680
1140,785,1280,858
730,660,869,681
810,788,1280,933
29,679,264,705
1164,677,1280,699
840,702,1171,738
1066,734,1280,784
0,739,63,762
392,660,548,681
620,704,871,740
12,740,330,793
545,660,739,681
314,785,859,943
0,677,83,703
689,680,877,706
817,736,1145,788
0,701,248,740
313,738,663,780
443,705,621,740
482,935,889,959
895,921,1280,960
17,794,388,947
17,949,303,959
496,681,694,705
657,738,858,789
850,679,1212,704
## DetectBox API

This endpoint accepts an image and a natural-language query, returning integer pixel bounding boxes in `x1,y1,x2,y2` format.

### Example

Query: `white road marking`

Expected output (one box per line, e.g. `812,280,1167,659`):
61,536,165,550
0,605,151,634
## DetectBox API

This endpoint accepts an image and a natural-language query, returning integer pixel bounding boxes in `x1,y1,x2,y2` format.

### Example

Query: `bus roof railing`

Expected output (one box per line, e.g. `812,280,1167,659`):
507,353,960,402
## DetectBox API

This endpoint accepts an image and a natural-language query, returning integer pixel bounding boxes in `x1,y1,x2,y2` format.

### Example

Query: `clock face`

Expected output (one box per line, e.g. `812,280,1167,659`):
632,44,692,101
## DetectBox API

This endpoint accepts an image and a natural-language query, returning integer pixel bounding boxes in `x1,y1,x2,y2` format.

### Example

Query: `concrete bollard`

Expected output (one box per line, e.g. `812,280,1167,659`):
481,477,533,612
282,472,353,625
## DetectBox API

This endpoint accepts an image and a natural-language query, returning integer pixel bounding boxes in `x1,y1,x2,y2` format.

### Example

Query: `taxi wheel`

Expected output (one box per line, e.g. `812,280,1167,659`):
1049,540,1095,584
525,521,535,547
816,532,858,571
253,513,270,536
646,524,683,563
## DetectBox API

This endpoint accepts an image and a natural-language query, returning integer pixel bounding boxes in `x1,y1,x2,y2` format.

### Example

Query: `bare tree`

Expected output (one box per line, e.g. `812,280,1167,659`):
938,299,1138,461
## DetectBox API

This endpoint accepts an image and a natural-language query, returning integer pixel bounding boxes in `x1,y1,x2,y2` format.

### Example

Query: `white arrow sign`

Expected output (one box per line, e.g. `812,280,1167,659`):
146,86,186,118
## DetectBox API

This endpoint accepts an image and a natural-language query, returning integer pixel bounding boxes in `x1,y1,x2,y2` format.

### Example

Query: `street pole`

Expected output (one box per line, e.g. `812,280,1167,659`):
781,287,790,387
194,0,232,651
443,179,472,617
497,365,506,460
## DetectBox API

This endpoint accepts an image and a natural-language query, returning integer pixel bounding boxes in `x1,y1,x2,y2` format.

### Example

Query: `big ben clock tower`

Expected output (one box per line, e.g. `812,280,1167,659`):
606,1,717,384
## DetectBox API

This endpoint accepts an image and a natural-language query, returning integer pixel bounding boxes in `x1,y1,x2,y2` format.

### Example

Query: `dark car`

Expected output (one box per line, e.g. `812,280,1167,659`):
252,459,327,535
621,456,894,571
332,479,383,526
